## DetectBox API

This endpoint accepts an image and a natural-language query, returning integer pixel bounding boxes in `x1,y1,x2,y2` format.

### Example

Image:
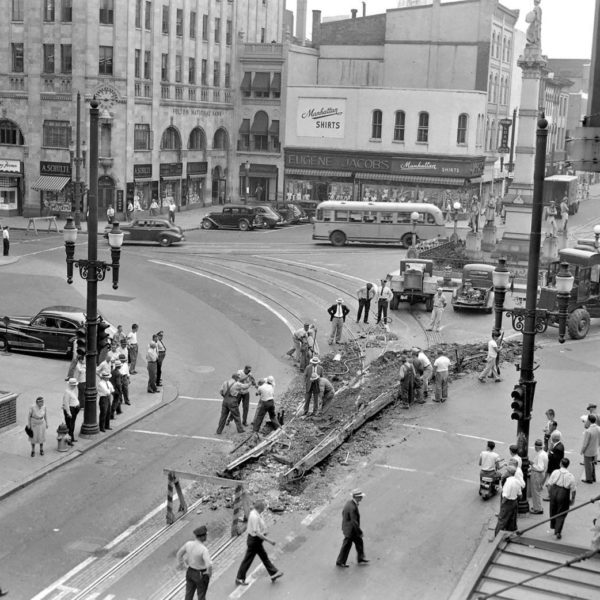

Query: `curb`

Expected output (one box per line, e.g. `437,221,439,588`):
0,383,179,503
0,256,20,267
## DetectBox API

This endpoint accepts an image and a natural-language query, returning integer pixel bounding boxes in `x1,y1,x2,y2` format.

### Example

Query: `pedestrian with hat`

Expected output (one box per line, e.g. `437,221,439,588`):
336,488,369,568
375,280,393,325
62,378,80,445
176,525,213,600
97,371,114,432
118,353,131,405
110,360,124,418
156,331,166,387
146,340,159,393
304,357,324,416
581,403,598,427
327,298,349,345
528,439,548,514
581,414,600,483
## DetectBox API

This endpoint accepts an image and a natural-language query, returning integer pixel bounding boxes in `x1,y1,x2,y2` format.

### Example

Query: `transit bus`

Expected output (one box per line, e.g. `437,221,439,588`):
312,201,446,247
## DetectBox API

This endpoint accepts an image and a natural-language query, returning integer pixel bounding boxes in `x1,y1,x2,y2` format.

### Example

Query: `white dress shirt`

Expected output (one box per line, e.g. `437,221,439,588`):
502,475,524,500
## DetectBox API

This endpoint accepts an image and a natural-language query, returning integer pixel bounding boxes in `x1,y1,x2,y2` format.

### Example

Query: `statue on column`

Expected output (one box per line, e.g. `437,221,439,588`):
525,0,542,48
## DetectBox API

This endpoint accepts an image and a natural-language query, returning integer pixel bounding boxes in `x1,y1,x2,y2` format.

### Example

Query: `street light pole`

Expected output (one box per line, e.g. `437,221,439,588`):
516,115,548,513
406,210,420,258
244,160,250,202
492,258,510,336
451,201,462,243
555,262,574,344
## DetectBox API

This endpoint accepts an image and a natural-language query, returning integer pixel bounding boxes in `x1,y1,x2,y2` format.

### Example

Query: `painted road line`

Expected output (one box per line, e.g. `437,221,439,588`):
376,464,476,485
178,395,258,407
401,423,506,445
129,429,231,443
375,464,418,473
30,565,94,600
149,260,296,333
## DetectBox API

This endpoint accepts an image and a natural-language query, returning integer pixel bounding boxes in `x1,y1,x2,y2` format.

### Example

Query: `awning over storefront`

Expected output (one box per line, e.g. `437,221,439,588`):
355,173,469,186
271,72,281,92
268,121,280,136
250,113,269,135
240,72,251,92
285,168,353,178
252,72,270,93
31,175,70,192
239,119,250,134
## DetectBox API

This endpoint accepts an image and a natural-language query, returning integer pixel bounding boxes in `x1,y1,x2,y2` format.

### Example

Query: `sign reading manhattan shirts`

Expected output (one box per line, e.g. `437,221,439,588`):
296,98,346,139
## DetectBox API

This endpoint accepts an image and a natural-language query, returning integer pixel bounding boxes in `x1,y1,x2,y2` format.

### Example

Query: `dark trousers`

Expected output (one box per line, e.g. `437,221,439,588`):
376,300,389,323
111,389,122,417
121,377,130,404
147,361,157,392
549,485,571,535
63,406,80,440
129,344,138,372
237,535,278,580
304,382,319,414
99,395,111,431
583,455,596,482
184,568,209,600
253,400,281,432
356,299,371,323
3,238,9,256
77,382,85,406
169,211,175,224
228,392,250,425
157,352,165,384
337,533,365,565
216,397,244,433
495,498,518,536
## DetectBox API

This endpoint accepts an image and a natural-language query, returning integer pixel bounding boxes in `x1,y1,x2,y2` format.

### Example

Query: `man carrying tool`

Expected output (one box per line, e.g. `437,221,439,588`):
216,374,251,435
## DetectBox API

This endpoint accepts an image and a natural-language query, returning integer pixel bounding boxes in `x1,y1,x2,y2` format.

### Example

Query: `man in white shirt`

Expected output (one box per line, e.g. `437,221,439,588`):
62,378,80,444
412,348,433,401
529,439,548,514
126,323,139,374
479,440,501,479
494,465,524,536
252,376,280,433
287,323,311,361
356,282,376,324
546,457,577,539
376,280,394,325
432,349,451,402
235,499,283,586
176,525,213,599
97,372,114,432
427,288,447,332
478,331,501,382
118,353,131,405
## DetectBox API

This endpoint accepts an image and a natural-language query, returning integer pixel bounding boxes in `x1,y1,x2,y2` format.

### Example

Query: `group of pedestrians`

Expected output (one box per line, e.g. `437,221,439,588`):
397,347,452,407
145,330,166,393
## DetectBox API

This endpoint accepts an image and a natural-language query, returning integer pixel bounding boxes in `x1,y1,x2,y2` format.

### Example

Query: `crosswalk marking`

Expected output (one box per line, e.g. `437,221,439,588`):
128,429,231,443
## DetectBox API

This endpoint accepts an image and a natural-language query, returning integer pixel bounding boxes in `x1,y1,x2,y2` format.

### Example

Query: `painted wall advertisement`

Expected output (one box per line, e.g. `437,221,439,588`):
296,97,346,139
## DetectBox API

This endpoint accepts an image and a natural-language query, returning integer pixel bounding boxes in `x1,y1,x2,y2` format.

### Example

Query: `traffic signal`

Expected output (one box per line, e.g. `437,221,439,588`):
75,326,87,357
97,319,112,357
510,384,527,420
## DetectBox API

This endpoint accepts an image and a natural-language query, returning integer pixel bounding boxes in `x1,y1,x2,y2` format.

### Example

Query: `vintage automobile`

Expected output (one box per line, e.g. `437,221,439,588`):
201,204,274,231
0,306,115,356
103,219,184,247
387,258,438,311
275,202,309,225
252,204,286,228
451,263,495,313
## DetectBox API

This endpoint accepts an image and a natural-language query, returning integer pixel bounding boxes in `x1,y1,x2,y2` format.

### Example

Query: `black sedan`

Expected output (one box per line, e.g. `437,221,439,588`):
0,306,115,357
103,219,185,246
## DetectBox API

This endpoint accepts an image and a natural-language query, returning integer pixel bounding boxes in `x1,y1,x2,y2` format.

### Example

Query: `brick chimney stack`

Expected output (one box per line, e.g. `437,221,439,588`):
351,9,358,19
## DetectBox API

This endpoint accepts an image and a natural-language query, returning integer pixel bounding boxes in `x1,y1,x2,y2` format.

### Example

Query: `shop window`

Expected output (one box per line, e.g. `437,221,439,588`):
43,44,55,74
61,44,72,74
213,128,229,150
188,127,206,150
162,5,169,33
12,0,24,21
99,0,114,25
11,43,24,73
99,46,113,75
43,120,70,148
62,0,72,22
371,110,382,140
145,1,152,30
161,126,181,150
134,123,151,150
417,111,429,143
393,110,405,142
44,0,55,22
190,11,196,38
0,119,24,145
176,8,183,36
457,113,468,145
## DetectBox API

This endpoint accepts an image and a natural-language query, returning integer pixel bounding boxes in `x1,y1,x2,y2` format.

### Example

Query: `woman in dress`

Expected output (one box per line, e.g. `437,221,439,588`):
28,396,48,457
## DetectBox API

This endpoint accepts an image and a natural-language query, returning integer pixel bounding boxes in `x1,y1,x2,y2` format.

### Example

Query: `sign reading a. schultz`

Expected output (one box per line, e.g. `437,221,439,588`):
133,164,153,179
40,161,71,177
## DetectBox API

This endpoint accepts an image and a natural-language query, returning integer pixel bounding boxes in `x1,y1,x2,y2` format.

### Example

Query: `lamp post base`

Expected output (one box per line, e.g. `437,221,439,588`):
80,423,100,436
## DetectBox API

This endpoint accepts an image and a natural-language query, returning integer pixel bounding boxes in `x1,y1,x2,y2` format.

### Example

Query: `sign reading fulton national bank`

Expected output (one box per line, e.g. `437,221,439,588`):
296,98,346,139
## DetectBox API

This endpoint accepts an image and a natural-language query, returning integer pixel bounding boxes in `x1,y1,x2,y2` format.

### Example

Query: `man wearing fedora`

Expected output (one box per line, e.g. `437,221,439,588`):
336,488,369,568
176,525,213,600
62,378,80,445
304,357,324,416
327,298,350,345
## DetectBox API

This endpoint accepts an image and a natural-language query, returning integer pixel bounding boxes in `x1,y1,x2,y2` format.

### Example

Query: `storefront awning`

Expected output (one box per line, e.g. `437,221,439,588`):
355,173,469,186
252,72,270,93
271,72,281,92
250,117,268,135
268,121,280,136
31,175,70,192
285,168,353,178
239,119,250,135
240,72,251,92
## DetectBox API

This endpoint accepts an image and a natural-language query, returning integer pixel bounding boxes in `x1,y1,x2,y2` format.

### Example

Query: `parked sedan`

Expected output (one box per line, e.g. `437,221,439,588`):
202,205,264,231
252,205,286,228
103,219,185,246
0,306,115,356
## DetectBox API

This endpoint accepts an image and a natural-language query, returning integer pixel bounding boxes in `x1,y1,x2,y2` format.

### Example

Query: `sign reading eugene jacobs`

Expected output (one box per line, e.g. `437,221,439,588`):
296,97,346,138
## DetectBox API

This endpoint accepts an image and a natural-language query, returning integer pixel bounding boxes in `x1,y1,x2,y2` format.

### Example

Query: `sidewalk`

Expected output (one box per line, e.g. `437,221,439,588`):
0,351,178,501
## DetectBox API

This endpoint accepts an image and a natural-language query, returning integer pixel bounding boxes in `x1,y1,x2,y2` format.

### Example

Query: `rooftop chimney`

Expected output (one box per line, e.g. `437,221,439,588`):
351,9,358,19
296,0,307,44
312,10,322,49
362,2,366,17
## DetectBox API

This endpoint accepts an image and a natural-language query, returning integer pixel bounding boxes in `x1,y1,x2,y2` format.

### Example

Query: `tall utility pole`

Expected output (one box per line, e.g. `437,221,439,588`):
587,0,600,126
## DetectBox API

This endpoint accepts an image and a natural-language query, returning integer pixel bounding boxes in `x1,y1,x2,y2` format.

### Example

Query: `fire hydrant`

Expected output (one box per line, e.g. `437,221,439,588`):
57,423,69,452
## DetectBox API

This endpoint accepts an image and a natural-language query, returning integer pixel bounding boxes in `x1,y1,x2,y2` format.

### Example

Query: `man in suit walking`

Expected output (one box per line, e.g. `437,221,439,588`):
336,488,369,568
327,298,350,345
581,414,600,483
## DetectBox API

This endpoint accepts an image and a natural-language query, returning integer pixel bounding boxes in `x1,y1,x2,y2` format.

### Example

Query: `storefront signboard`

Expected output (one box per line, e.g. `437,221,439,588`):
0,159,21,174
296,98,346,139
40,161,71,177
160,162,183,177
134,163,153,179
187,161,208,175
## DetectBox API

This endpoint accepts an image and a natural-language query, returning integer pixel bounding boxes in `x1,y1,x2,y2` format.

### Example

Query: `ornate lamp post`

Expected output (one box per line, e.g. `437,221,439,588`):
492,258,511,336
63,98,124,437
243,160,250,202
555,262,574,344
406,210,420,258
451,201,462,243
69,92,87,229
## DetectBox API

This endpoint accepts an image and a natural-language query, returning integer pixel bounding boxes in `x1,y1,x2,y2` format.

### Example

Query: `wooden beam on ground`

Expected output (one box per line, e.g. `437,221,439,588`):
224,428,286,473
162,469,242,487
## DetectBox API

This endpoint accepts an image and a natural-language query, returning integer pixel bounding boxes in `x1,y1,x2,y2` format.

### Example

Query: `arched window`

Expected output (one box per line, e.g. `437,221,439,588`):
393,110,405,142
161,126,181,150
371,109,382,139
213,127,229,150
457,113,468,145
251,111,269,151
488,73,493,101
188,127,206,150
491,32,496,58
485,117,491,151
506,39,511,63
417,111,429,143
504,78,509,104
503,37,507,62
0,119,25,145
493,74,498,103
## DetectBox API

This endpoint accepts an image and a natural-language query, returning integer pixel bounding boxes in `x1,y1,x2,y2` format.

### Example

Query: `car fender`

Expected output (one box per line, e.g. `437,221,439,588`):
203,216,219,227
1,326,46,351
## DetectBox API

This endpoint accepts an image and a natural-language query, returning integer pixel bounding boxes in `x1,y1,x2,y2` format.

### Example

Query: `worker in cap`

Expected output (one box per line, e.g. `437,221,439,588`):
176,525,213,597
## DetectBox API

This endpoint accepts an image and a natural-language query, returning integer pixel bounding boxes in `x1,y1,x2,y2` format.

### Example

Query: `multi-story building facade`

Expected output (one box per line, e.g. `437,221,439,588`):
0,0,285,217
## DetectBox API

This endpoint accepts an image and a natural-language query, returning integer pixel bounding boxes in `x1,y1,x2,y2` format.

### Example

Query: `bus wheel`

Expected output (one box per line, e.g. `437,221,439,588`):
330,231,347,246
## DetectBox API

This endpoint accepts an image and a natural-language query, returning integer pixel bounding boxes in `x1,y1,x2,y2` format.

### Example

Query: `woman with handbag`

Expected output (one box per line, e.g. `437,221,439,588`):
28,396,48,457
546,457,577,540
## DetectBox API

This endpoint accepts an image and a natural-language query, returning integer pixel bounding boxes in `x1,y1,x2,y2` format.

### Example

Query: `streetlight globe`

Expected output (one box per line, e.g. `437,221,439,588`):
63,216,78,243
493,258,511,289
107,222,124,248
410,211,420,222
593,224,600,236
555,262,574,294
453,201,461,211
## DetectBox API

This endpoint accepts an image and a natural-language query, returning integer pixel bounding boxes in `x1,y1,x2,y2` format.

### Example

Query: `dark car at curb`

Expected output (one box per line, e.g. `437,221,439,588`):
201,204,279,231
103,219,185,247
0,306,115,357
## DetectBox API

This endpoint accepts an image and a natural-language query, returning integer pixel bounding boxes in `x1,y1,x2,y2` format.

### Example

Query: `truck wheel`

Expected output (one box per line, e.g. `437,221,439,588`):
567,307,590,339
390,294,399,310
425,296,434,312
330,230,347,246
